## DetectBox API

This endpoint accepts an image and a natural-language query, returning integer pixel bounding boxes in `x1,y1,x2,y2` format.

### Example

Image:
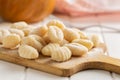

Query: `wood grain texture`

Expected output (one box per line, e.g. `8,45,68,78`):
0,43,120,76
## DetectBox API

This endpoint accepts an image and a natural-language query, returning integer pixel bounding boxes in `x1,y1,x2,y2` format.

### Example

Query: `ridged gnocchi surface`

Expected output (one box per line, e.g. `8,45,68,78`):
21,35,43,52
9,29,25,38
48,26,64,43
11,21,33,36
63,28,80,42
0,29,10,43
0,20,103,61
31,25,48,37
47,19,65,30
72,39,93,50
65,43,88,56
51,46,72,61
41,43,60,56
22,27,33,36
29,35,46,46
11,21,28,29
73,28,88,39
18,45,39,59
2,34,21,49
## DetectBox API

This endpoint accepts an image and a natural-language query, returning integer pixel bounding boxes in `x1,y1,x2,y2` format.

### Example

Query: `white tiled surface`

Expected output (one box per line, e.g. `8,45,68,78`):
0,16,120,80
0,61,25,80
103,33,120,58
113,73,120,80
70,70,112,80
26,69,69,80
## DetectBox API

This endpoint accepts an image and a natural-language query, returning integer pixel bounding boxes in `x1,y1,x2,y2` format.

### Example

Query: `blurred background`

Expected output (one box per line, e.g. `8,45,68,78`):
0,0,120,23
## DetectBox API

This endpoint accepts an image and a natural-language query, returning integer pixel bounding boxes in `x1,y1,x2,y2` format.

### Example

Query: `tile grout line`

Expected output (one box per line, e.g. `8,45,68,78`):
69,76,71,80
23,67,27,80
110,72,115,80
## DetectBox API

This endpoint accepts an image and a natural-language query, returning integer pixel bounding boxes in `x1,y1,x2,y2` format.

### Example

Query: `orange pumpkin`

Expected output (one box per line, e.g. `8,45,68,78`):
0,0,55,23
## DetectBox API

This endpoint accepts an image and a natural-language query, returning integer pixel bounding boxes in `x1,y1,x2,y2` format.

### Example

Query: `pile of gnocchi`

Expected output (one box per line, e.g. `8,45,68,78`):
0,20,101,62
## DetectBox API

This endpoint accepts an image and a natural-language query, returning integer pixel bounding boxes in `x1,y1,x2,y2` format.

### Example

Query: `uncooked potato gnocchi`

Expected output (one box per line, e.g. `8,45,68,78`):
51,46,72,61
18,45,39,59
0,29,10,43
63,28,80,42
72,39,93,50
2,34,21,49
9,29,25,38
29,35,46,46
11,21,28,29
48,26,64,43
0,20,102,61
21,35,43,52
64,43,88,56
30,25,48,37
11,21,33,36
59,39,69,46
47,19,65,30
22,27,33,36
42,33,51,44
41,43,60,56
73,28,88,39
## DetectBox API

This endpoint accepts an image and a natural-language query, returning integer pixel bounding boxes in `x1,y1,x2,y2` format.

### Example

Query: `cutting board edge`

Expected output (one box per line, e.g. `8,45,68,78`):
0,53,68,76
0,43,107,77
0,52,88,77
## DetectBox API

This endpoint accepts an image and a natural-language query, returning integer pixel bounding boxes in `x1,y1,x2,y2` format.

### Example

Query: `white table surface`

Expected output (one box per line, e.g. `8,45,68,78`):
0,15,120,80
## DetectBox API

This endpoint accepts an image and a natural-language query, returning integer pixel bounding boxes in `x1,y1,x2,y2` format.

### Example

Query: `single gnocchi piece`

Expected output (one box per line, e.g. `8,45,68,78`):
29,35,46,46
30,25,48,37
88,34,100,47
18,45,39,59
63,28,80,42
11,21,28,29
47,19,65,30
64,43,88,56
9,29,25,38
41,43,60,56
48,26,64,43
73,28,88,39
11,21,33,36
2,34,21,49
0,29,10,43
51,46,72,62
72,39,93,50
21,35,43,52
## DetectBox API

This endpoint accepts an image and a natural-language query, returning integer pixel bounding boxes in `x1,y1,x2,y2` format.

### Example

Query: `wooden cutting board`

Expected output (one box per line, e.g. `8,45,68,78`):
0,43,120,77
